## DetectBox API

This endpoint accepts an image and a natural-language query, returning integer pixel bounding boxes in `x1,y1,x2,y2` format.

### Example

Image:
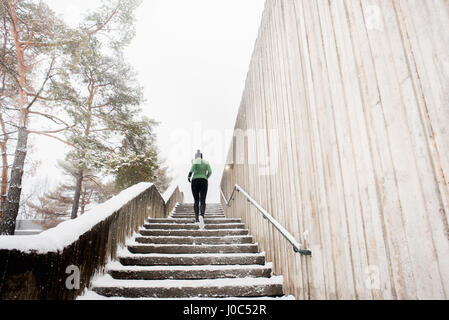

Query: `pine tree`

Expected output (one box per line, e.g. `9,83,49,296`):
0,0,70,235
0,0,144,232
0,12,18,216
26,160,117,229
50,1,144,219
107,117,172,192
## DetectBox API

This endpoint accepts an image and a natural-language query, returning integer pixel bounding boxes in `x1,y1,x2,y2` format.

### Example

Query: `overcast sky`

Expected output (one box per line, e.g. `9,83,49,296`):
34,0,266,203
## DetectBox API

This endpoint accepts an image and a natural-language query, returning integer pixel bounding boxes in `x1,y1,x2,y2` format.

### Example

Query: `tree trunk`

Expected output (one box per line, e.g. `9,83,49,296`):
0,129,8,217
0,0,30,234
0,111,8,216
0,126,28,235
70,170,84,219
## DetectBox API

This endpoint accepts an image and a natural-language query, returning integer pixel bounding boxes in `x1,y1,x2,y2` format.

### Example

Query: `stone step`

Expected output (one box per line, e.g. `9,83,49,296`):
176,205,222,210
77,201,287,300
172,213,225,216
170,216,226,220
174,208,224,211
127,243,259,254
148,218,241,224
139,229,249,237
173,208,224,211
178,203,222,206
135,235,254,245
91,275,284,298
119,252,266,266
170,214,225,218
171,214,225,217
143,223,245,230
107,263,273,280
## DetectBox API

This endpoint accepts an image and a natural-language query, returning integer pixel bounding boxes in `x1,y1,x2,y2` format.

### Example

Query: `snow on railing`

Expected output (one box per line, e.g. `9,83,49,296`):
0,183,152,253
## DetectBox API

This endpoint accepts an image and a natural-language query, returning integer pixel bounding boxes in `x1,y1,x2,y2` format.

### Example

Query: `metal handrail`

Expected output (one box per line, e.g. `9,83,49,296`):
220,184,312,256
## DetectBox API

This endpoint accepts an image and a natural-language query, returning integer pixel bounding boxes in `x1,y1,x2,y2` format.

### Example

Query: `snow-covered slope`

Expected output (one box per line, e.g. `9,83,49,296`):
0,183,153,253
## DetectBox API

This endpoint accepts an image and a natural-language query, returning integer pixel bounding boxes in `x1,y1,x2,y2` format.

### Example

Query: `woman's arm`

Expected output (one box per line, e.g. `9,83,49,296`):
188,163,194,182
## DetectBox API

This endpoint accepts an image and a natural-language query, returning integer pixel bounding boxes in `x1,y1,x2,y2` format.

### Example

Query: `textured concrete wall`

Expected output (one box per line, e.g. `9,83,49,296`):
221,0,449,299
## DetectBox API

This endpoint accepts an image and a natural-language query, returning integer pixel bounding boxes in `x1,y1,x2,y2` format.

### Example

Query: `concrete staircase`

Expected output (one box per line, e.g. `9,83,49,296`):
80,203,286,299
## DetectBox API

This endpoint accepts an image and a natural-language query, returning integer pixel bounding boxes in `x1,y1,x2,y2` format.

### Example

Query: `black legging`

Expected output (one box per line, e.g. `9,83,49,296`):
191,178,208,219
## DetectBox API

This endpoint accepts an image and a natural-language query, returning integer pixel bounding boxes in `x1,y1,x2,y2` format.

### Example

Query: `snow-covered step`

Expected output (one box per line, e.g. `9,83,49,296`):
140,228,249,237
173,207,224,211
148,218,241,224
91,275,284,298
107,262,273,280
170,216,226,220
172,212,225,215
127,243,259,254
119,252,266,266
175,205,223,211
174,206,223,209
174,209,224,212
143,223,245,230
78,291,294,300
174,209,224,214
135,235,254,245
80,203,286,300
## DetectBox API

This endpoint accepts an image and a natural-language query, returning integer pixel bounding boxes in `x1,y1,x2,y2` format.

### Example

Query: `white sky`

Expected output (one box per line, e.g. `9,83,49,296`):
33,0,265,203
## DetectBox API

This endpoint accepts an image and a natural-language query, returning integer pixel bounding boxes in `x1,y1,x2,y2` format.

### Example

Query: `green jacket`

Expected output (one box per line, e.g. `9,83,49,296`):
189,159,212,181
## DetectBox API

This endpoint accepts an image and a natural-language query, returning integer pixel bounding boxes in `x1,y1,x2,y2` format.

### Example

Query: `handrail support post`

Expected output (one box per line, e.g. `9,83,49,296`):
220,184,312,257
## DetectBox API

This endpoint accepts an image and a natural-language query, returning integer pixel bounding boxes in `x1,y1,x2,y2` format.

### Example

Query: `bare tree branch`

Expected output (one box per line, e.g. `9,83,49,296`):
29,125,74,135
29,111,70,127
87,1,121,36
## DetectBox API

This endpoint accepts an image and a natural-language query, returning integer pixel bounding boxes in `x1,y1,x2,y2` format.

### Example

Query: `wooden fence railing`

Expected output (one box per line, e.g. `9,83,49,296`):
221,0,449,300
